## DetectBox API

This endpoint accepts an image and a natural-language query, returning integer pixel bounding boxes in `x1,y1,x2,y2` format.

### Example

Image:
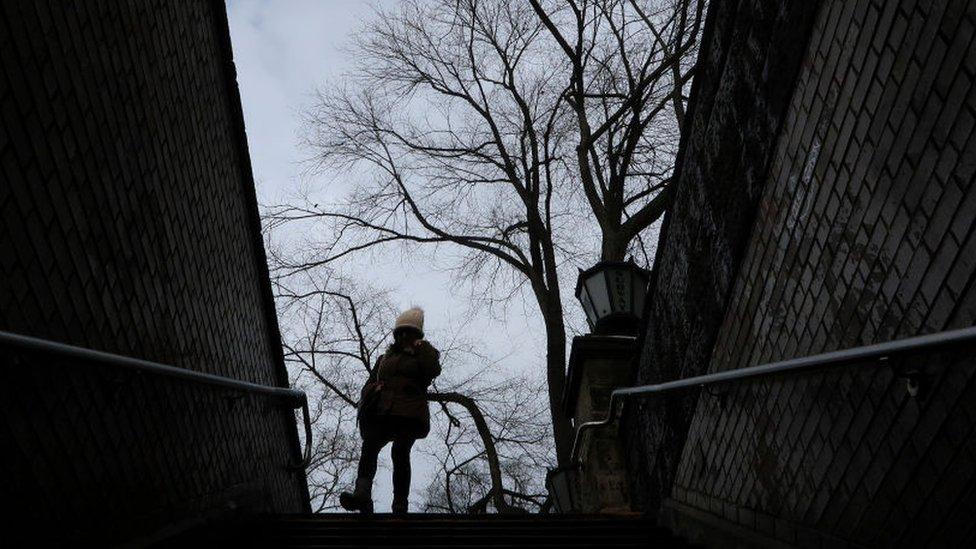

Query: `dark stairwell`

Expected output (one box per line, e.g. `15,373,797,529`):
7,0,976,547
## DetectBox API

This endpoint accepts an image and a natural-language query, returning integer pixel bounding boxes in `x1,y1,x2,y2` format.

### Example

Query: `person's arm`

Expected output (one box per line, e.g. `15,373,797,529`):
414,340,441,383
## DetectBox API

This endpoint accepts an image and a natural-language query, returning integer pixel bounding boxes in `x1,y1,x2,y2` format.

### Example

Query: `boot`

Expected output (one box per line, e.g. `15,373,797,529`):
339,478,374,514
391,498,408,516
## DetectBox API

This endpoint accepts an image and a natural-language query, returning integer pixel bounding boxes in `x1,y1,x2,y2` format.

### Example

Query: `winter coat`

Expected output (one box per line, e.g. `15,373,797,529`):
362,340,441,438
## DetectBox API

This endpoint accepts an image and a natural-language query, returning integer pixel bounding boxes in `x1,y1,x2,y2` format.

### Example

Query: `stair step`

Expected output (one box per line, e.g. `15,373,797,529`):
163,513,693,548
263,525,666,532
266,533,671,540
257,542,694,549
261,544,694,548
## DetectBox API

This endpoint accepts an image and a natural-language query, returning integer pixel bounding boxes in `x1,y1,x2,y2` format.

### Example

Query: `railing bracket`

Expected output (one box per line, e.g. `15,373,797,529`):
903,370,925,399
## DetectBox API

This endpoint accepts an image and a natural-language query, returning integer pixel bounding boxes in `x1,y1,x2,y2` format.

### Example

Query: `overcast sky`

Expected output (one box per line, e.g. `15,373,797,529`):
226,0,557,511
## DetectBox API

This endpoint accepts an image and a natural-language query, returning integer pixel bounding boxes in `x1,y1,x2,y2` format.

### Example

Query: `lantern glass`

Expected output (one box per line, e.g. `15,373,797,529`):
578,285,596,327
583,269,610,320
575,260,650,335
546,466,579,513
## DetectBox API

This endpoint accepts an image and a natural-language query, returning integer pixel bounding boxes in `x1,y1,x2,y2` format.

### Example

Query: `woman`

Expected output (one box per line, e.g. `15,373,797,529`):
340,307,441,514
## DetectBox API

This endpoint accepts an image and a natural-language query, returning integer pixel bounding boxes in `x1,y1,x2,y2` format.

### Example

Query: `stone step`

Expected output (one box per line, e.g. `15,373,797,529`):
163,513,696,548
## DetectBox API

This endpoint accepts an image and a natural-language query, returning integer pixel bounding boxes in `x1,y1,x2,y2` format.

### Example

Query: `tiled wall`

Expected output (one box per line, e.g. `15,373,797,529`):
659,0,976,546
624,0,823,516
0,0,308,542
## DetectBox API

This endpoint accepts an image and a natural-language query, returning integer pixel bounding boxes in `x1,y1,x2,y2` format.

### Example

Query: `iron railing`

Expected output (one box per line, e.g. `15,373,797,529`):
571,325,976,466
0,329,313,470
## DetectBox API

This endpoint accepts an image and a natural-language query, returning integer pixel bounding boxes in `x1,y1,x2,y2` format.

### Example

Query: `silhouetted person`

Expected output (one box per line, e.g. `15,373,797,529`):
340,307,441,514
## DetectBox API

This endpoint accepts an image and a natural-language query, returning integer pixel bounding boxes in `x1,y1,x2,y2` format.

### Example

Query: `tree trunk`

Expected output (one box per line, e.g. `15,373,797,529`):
601,230,629,262
545,318,573,467
428,391,523,514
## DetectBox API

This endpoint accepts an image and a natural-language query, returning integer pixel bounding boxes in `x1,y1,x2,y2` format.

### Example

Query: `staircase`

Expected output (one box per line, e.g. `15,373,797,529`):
171,514,695,548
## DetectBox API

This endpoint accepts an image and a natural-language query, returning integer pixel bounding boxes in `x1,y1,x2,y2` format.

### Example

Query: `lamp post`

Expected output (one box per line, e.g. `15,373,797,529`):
575,260,652,335
547,259,650,513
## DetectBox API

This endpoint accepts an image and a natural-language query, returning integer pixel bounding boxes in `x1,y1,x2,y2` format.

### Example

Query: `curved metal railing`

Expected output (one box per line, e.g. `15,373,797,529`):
0,329,312,470
571,325,976,466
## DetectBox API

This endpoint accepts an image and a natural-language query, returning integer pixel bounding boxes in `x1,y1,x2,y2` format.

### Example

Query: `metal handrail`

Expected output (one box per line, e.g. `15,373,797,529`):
570,325,976,465
0,329,313,470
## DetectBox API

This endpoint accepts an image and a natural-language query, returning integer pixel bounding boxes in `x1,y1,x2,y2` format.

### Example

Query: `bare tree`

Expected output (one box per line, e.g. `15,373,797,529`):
528,0,704,260
274,271,392,510
273,269,551,512
300,390,360,511
276,0,704,466
423,373,552,513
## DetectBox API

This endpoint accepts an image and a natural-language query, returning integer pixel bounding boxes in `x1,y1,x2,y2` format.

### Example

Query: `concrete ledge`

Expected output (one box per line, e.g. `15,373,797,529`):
660,498,869,549
660,498,795,549
563,335,637,417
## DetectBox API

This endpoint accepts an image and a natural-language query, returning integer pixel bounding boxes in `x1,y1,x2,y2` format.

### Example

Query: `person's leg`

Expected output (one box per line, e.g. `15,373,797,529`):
390,436,416,514
341,427,390,513
356,432,386,481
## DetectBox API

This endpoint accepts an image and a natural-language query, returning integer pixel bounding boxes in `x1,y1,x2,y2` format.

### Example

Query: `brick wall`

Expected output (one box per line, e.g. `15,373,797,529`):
0,0,309,543
623,0,822,515
634,0,976,546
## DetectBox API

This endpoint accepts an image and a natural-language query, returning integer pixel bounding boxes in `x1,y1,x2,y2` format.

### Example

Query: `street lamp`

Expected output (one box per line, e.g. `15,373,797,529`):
575,260,651,335
560,259,649,512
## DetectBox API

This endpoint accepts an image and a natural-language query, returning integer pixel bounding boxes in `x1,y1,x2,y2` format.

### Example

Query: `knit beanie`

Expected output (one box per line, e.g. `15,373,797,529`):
394,306,424,336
